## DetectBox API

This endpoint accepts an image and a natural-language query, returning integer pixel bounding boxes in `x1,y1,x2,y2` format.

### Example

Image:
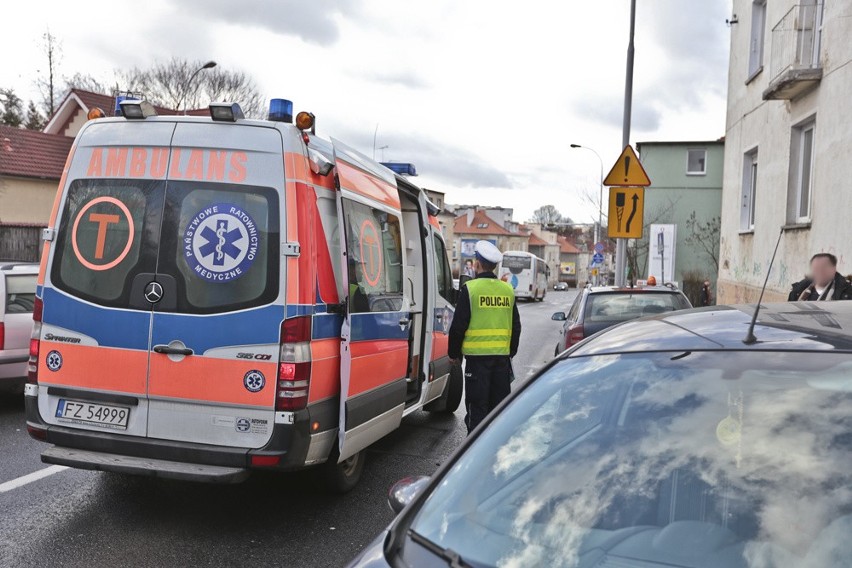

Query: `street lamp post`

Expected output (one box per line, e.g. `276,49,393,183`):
180,60,217,115
570,143,604,283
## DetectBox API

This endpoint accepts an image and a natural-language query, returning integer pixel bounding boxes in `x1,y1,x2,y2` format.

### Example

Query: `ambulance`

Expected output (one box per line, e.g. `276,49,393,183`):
24,97,462,491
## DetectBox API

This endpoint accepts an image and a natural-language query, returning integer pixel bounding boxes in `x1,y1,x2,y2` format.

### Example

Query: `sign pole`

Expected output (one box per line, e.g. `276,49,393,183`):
615,0,636,287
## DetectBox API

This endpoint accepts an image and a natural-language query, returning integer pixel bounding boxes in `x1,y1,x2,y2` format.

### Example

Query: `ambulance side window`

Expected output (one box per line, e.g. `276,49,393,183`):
342,199,403,313
433,233,452,302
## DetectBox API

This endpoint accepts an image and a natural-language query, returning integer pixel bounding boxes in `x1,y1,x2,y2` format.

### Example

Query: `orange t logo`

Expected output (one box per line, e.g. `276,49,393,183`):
88,213,120,259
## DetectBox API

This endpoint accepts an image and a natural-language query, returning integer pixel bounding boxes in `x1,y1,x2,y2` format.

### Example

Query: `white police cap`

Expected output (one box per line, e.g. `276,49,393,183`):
474,240,503,264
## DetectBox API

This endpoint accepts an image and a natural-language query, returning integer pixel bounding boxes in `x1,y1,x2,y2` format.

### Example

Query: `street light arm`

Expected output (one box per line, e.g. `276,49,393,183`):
179,60,217,115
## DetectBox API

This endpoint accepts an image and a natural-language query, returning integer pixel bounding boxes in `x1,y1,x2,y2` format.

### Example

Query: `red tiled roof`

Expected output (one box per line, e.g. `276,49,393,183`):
454,210,513,236
67,88,209,118
528,233,549,246
557,236,581,254
0,125,73,180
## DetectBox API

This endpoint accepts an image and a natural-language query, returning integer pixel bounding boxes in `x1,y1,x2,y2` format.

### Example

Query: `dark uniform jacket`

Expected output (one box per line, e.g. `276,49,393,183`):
448,272,521,360
788,272,852,301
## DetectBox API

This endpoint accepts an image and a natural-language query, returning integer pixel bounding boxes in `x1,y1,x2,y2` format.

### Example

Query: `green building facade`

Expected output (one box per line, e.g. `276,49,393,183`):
633,140,724,302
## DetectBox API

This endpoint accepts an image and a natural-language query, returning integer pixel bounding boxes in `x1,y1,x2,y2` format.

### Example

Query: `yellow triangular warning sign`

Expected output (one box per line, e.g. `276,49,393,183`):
603,145,651,187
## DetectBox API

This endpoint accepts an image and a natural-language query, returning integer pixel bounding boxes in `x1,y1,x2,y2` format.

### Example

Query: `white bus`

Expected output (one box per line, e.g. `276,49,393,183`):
499,251,548,302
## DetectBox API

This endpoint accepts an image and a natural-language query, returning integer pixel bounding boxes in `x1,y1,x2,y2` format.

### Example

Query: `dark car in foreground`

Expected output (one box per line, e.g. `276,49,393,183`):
552,284,691,355
349,302,852,568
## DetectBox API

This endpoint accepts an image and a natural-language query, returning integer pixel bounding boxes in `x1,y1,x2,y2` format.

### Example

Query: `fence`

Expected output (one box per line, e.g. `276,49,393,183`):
0,225,44,262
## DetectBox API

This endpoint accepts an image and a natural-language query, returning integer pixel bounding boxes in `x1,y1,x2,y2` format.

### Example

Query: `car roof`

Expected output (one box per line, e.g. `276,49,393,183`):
0,262,39,273
568,302,852,355
585,285,682,294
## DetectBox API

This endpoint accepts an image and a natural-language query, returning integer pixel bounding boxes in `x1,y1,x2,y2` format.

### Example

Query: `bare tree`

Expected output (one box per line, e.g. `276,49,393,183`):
63,72,116,96
530,204,568,226
118,58,265,117
36,30,62,118
684,211,721,272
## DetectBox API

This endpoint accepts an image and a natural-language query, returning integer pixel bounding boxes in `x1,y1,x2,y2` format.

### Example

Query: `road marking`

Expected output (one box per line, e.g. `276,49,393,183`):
0,465,68,493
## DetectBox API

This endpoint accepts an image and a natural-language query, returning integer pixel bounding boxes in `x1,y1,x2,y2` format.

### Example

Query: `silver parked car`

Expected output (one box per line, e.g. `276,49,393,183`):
0,263,38,390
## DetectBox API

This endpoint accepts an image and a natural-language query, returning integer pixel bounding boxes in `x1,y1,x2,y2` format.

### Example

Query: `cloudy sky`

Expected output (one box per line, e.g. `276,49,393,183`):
3,0,732,223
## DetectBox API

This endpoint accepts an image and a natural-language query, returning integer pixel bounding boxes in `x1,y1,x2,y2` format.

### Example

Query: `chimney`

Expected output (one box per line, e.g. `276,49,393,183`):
466,209,474,226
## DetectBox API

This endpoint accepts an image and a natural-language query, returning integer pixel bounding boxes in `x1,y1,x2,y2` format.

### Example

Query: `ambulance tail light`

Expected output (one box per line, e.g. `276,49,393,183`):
566,323,584,347
277,316,312,411
27,297,43,385
0,322,4,350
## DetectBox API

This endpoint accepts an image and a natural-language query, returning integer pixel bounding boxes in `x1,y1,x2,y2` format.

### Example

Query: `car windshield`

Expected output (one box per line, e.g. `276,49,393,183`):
407,351,852,568
585,291,690,323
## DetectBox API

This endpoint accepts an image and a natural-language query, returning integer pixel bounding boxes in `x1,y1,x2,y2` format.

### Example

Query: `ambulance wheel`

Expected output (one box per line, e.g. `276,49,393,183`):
425,363,463,414
319,446,365,494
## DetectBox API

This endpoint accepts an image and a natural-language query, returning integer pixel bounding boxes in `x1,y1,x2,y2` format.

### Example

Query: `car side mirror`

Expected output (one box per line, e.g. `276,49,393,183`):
551,312,567,321
388,475,430,514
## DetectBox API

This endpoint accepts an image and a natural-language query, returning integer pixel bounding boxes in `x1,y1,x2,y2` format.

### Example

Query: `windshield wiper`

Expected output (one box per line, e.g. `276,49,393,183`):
408,529,473,568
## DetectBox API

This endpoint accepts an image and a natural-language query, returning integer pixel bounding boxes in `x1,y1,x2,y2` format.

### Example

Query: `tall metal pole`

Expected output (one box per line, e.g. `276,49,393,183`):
615,0,636,287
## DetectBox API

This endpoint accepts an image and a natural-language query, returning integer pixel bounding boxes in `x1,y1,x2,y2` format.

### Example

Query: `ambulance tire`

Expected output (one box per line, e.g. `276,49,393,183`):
319,446,365,494
425,363,463,414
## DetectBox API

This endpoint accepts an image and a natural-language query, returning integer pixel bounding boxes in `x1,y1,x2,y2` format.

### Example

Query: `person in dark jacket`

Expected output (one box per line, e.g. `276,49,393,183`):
700,280,713,306
448,241,521,434
788,253,852,301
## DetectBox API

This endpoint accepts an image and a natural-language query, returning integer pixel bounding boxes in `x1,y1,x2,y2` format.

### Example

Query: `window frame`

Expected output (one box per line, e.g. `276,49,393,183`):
432,232,453,303
789,118,816,223
341,197,405,314
741,148,758,231
747,0,767,80
686,148,707,176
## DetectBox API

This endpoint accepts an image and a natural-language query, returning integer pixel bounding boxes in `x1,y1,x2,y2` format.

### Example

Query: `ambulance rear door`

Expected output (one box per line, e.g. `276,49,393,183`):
37,120,176,438
331,139,409,461
144,122,285,448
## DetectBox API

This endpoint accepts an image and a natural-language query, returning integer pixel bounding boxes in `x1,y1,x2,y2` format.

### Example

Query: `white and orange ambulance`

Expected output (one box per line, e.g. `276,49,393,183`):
24,98,461,491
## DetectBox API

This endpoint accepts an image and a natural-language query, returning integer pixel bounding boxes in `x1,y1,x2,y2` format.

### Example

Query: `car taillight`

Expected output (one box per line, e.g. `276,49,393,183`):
28,298,43,384
277,316,312,411
567,323,584,347
0,322,4,350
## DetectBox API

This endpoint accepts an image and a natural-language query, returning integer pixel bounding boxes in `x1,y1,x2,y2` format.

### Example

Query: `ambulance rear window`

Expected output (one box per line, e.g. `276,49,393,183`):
51,179,159,307
158,182,279,314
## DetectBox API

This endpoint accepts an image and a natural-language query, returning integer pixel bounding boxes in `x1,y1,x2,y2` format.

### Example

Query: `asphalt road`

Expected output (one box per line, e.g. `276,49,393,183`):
0,289,576,568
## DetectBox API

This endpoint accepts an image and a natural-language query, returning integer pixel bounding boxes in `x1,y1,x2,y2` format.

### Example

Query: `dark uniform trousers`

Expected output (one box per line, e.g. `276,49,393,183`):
464,356,511,433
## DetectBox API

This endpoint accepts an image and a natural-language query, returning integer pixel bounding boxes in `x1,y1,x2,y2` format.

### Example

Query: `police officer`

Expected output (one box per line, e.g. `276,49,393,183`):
448,240,521,433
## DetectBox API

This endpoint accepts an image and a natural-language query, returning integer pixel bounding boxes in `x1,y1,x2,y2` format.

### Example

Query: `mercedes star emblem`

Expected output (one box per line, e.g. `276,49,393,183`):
144,281,164,303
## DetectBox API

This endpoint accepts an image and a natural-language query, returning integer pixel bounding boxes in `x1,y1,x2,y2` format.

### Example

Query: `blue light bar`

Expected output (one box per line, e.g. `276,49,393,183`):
268,98,293,123
381,162,417,176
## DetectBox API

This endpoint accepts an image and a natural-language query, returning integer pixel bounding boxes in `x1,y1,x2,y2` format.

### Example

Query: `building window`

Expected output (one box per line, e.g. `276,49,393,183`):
686,149,707,175
788,119,816,223
748,0,767,79
741,149,758,230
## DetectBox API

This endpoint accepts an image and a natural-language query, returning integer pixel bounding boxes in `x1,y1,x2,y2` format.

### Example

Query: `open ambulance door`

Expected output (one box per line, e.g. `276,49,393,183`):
331,139,410,462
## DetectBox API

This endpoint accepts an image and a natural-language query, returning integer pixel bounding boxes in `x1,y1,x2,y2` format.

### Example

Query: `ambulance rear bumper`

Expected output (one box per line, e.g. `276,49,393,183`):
42,446,250,483
25,392,323,477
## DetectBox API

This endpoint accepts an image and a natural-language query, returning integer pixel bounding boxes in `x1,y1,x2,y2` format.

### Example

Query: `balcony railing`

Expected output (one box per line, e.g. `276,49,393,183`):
764,2,824,100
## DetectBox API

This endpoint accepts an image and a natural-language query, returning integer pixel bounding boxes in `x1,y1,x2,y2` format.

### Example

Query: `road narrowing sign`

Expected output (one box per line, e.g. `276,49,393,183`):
607,187,645,239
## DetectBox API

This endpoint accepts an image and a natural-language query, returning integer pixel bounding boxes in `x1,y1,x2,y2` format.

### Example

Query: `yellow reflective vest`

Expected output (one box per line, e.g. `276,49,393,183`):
461,278,515,356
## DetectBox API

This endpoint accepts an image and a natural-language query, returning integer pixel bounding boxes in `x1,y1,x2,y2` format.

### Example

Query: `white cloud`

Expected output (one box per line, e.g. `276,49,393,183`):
1,0,730,223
